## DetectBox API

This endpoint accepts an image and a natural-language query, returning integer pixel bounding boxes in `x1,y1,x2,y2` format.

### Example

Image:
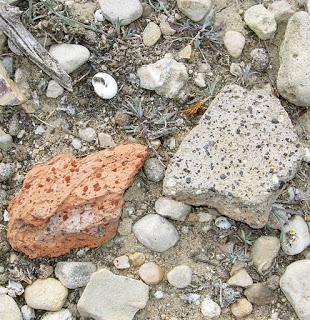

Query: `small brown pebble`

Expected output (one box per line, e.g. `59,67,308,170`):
128,252,145,267
114,111,131,127
138,262,164,285
231,298,253,318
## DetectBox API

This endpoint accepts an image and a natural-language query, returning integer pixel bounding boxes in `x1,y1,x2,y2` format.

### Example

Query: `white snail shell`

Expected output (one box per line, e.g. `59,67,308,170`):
94,9,105,22
92,73,118,100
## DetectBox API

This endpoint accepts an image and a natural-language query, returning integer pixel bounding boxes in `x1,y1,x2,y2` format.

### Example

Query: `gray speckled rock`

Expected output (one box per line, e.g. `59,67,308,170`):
133,214,179,252
163,85,302,228
277,12,310,106
55,262,96,289
280,260,310,320
155,197,191,221
77,268,149,320
0,295,22,320
138,57,188,98
98,0,143,26
0,133,13,151
0,163,14,182
143,158,165,182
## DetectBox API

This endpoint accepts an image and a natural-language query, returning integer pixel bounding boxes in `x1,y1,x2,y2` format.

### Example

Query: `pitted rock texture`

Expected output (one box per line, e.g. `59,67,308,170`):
8,144,147,258
137,57,188,98
163,85,302,228
277,11,310,106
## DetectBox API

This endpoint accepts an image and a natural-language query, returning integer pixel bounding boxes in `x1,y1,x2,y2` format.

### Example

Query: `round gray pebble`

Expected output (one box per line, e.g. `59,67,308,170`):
143,158,165,182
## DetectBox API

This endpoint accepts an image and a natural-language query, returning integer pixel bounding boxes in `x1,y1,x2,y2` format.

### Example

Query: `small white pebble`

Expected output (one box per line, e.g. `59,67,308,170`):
71,138,82,150
92,73,118,100
34,125,45,135
154,291,164,299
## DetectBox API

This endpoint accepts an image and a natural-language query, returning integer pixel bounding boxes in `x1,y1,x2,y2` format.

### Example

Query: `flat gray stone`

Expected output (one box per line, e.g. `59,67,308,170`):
46,80,64,99
49,44,90,74
280,260,310,320
155,197,191,221
163,85,303,228
133,214,179,252
77,269,149,320
55,262,96,289
0,295,22,320
277,12,310,106
252,236,280,274
98,0,143,26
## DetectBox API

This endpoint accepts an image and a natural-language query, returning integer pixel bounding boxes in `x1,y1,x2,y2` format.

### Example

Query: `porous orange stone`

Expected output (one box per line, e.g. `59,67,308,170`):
8,144,147,258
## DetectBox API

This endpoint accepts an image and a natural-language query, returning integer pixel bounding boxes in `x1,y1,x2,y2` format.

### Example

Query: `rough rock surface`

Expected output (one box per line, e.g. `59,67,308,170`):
163,85,302,228
138,57,188,98
177,0,213,22
8,144,147,258
0,295,22,320
77,268,149,320
133,214,179,252
244,5,277,40
280,260,310,320
142,22,161,47
223,30,245,58
267,0,295,22
24,278,68,311
49,44,90,74
98,0,143,26
277,11,310,106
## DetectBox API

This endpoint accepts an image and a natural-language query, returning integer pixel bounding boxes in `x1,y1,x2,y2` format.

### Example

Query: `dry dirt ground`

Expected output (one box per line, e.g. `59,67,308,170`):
0,0,309,319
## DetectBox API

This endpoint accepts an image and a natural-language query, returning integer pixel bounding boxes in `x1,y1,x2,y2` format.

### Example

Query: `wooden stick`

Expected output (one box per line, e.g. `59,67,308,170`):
0,2,73,91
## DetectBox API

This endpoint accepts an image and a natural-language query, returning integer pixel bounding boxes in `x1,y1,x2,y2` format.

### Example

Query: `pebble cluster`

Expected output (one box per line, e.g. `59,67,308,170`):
0,0,310,319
